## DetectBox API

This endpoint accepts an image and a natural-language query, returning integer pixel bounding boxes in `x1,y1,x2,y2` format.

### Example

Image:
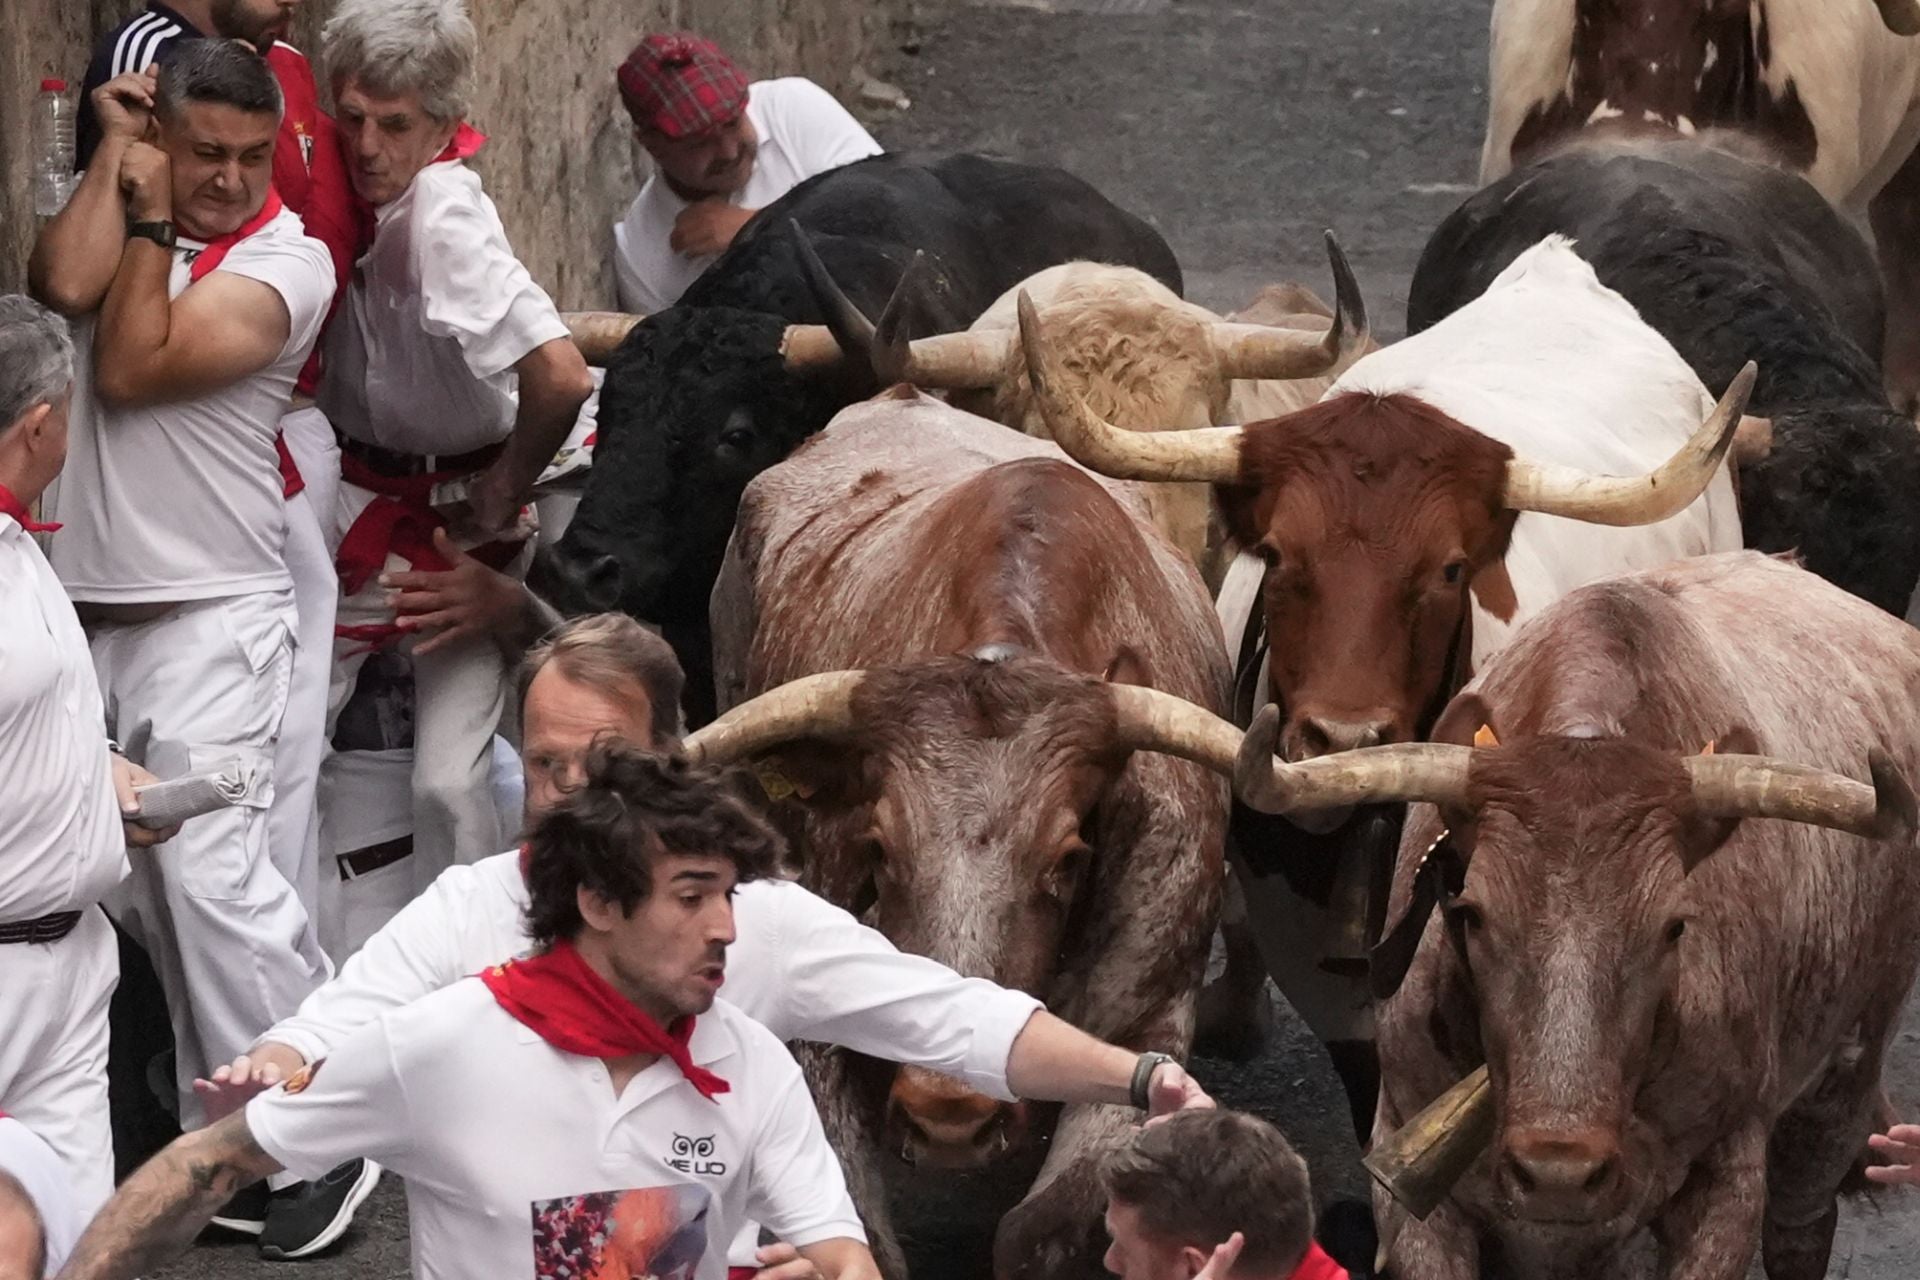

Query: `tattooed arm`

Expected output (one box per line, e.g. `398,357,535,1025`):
56,1111,283,1280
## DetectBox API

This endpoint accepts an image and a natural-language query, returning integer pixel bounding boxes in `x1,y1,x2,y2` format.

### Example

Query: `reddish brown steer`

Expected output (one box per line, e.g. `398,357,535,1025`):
1238,551,1920,1280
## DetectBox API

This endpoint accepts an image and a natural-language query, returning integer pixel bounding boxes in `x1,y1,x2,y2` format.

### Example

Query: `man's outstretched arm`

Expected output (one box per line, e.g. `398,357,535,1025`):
56,1111,283,1280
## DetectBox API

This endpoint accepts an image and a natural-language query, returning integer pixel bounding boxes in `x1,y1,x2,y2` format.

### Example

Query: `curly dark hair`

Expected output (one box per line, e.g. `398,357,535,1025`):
523,745,784,947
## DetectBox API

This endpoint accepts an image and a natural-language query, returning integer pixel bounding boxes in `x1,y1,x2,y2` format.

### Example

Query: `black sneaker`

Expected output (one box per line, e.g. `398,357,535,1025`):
206,1181,272,1236
257,1158,382,1260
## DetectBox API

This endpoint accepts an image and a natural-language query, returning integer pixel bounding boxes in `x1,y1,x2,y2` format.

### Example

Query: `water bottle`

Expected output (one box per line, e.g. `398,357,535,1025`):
34,78,77,217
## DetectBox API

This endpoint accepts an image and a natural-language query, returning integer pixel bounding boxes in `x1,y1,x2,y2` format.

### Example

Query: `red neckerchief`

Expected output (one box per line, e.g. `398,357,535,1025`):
187,189,285,283
0,483,58,534
1289,1242,1348,1280
350,122,490,250
478,938,730,1101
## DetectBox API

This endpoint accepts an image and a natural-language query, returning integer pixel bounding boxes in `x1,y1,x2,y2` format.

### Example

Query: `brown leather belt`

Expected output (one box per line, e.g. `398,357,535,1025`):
337,834,412,880
337,435,504,478
0,911,83,945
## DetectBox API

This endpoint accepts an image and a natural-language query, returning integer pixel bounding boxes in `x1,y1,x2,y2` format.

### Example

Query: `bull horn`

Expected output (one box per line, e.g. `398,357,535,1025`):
790,219,868,371
873,253,1009,389
1502,361,1756,525
1364,1065,1495,1220
1684,747,1919,840
680,670,866,766
1107,684,1246,775
565,312,643,365
1234,704,1473,815
1210,231,1371,381
1875,0,1920,36
1018,290,1245,482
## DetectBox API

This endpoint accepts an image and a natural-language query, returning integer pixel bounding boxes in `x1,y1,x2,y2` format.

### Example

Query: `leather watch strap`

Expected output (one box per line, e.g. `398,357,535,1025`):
128,220,176,249
1129,1050,1176,1111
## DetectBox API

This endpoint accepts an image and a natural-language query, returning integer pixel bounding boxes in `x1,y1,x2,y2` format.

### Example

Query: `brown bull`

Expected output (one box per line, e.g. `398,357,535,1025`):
696,389,1240,1280
1238,551,1920,1280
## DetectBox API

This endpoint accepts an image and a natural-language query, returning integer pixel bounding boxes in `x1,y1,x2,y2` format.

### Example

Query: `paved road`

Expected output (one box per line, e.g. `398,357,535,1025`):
159,0,1920,1276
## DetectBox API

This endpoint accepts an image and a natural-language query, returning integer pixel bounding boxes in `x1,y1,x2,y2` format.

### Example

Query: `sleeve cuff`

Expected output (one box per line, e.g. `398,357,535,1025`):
243,1097,328,1184
461,296,571,381
257,1024,328,1067
961,993,1045,1103
781,1220,871,1249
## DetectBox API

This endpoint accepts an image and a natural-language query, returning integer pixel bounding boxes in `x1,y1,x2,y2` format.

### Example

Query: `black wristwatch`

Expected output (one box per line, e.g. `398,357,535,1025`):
1129,1051,1177,1111
128,220,176,249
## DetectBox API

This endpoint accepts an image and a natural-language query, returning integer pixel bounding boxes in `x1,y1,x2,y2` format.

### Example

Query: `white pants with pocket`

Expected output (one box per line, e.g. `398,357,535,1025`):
90,590,329,1128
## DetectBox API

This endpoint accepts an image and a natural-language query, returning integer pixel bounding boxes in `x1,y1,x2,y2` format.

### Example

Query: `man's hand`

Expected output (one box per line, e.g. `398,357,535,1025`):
118,142,172,223
384,527,533,654
1869,1124,1920,1186
192,1044,305,1124
753,1242,823,1280
93,69,158,143
111,754,180,849
1195,1232,1244,1280
670,200,756,258
1143,1060,1216,1123
455,464,529,540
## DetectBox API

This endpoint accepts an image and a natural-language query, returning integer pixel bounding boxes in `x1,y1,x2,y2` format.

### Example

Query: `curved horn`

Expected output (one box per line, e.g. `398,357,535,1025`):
791,219,870,370
1107,684,1247,775
680,670,866,766
1234,705,1473,815
1018,290,1245,482
871,252,1010,389
565,312,643,365
1684,747,1918,840
1502,361,1755,525
1875,0,1920,36
1211,231,1371,381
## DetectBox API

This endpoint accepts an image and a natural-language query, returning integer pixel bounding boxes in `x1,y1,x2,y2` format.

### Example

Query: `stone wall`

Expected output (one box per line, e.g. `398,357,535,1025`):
2,0,903,307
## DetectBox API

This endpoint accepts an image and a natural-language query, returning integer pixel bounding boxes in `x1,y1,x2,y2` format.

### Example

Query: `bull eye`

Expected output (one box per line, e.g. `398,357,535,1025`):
1665,918,1686,946
718,427,754,456
1441,558,1467,586
1046,842,1090,903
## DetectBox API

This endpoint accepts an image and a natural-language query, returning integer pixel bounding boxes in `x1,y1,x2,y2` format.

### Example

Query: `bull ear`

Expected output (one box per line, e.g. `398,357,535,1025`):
1431,692,1495,749
1678,724,1760,872
1102,644,1153,689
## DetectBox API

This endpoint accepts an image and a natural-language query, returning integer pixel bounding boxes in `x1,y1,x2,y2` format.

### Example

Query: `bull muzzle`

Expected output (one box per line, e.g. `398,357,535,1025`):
1498,1126,1625,1225
886,1067,1030,1170
527,541,624,616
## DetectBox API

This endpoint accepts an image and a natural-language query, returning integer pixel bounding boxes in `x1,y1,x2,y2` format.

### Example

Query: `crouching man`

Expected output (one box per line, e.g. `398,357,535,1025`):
54,747,879,1280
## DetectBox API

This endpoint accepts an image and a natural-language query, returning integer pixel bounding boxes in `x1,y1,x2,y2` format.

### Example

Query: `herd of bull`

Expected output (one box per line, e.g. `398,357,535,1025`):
518,4,1920,1279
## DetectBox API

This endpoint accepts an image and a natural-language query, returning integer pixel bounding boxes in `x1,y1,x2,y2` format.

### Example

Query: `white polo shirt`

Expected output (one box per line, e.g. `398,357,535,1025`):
0,513,123,921
247,983,866,1280
267,859,1041,1102
321,161,571,458
612,78,883,313
0,1115,85,1274
48,208,333,603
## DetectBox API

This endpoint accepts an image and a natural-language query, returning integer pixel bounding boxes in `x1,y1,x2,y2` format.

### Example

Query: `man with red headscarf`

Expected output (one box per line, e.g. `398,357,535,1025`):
611,32,881,312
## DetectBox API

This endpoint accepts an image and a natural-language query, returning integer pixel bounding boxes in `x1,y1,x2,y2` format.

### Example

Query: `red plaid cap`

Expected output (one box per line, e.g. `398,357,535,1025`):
617,33,749,138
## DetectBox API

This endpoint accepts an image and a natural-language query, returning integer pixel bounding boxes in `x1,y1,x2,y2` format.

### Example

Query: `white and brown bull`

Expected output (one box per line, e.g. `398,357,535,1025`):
692,391,1245,1280
1236,551,1920,1279
1479,0,1920,408
1020,237,1755,1137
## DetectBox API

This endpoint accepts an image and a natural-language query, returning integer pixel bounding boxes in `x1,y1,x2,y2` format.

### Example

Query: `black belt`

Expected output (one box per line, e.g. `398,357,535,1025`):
0,911,84,945
338,435,504,478
338,834,412,880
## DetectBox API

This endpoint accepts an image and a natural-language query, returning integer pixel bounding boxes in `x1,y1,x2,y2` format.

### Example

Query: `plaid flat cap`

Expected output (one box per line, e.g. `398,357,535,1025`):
617,33,750,138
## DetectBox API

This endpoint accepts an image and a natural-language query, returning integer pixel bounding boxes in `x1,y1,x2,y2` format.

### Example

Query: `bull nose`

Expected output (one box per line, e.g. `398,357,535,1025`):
1500,1128,1623,1222
1289,715,1391,759
529,543,622,613
886,1068,1027,1169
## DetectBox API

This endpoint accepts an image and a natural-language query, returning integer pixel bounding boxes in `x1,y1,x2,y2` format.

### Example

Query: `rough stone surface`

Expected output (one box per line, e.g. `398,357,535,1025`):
1,0,906,306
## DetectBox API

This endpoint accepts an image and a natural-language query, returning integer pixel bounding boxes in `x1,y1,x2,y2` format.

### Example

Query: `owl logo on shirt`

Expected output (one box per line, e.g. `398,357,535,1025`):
665,1134,726,1175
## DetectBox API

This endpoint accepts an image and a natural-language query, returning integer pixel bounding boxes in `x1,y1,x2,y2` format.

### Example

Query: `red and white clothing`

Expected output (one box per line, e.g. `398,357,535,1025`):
0,505,125,1213
0,1114,87,1273
318,146,569,893
247,984,867,1280
612,78,882,312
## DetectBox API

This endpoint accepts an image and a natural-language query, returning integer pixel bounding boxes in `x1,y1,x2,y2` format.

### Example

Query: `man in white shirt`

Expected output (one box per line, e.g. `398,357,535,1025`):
27,42,333,1164
612,32,883,312
55,749,881,1280
317,0,594,897
0,296,179,1221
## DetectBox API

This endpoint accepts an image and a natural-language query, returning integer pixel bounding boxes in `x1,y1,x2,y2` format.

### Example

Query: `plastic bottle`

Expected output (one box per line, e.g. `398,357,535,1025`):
34,78,78,217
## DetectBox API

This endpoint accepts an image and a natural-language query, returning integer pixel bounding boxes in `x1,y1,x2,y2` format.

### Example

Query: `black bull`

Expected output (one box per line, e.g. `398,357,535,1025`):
530,152,1183,722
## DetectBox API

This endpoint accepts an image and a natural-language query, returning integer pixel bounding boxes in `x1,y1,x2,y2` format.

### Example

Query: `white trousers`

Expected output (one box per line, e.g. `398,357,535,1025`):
0,907,117,1216
271,406,342,927
91,590,329,1128
328,480,509,894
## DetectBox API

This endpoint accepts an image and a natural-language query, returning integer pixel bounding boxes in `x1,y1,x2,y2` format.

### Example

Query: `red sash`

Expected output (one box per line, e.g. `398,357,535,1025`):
0,483,58,534
478,938,729,1101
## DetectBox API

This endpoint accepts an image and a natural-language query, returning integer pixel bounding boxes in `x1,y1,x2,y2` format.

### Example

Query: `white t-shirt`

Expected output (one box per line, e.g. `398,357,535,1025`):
0,514,124,919
248,983,866,1280
49,208,333,602
321,161,571,458
0,1116,85,1275
613,78,883,312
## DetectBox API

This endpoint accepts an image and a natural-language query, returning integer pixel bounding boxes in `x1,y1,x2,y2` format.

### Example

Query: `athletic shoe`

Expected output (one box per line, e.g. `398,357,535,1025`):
257,1158,382,1260
206,1182,272,1236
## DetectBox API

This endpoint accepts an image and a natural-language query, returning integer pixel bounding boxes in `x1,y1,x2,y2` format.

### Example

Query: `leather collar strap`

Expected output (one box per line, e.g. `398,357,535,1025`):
1367,829,1466,1001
